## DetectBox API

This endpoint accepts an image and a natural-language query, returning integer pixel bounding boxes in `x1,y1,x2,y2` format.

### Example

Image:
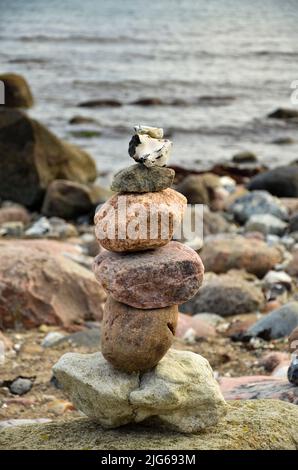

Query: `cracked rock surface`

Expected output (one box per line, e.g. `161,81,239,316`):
52,349,227,433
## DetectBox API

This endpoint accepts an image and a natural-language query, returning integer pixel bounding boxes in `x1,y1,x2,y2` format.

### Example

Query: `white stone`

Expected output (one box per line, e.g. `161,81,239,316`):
129,125,172,168
245,214,287,236
133,125,164,139
53,349,227,433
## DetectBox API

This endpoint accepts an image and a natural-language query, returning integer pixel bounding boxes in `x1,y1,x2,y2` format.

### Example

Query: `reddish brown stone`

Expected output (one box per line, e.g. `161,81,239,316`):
93,241,204,308
101,296,178,372
94,189,186,252
0,240,106,329
200,236,283,277
0,206,30,226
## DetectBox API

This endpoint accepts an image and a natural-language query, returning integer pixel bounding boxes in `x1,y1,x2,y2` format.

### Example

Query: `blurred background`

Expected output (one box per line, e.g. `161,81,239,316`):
1,0,298,179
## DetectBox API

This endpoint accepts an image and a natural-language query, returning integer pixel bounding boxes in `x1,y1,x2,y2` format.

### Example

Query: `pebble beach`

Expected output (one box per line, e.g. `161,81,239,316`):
1,0,298,451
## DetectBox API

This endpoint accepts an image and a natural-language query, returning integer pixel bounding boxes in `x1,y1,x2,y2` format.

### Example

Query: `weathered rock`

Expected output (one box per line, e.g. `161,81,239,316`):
0,73,33,108
111,164,175,193
52,349,227,433
176,312,216,338
0,205,30,226
0,240,106,329
229,190,288,223
1,400,297,450
0,108,97,207
51,329,101,348
195,312,224,327
93,241,204,308
248,166,298,198
288,360,298,386
0,419,51,430
180,273,264,316
281,198,298,215
289,326,298,353
69,116,99,125
232,151,258,163
101,296,178,372
176,173,220,205
94,189,186,252
267,108,298,120
200,235,283,277
219,376,298,404
241,302,298,341
245,214,287,236
78,99,122,107
203,208,233,236
286,248,298,277
131,98,164,106
24,217,78,239
8,377,33,396
289,213,298,233
42,180,108,219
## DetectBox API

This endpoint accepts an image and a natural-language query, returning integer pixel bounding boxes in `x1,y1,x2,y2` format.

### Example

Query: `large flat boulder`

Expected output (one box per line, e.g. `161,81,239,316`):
0,240,106,329
0,108,97,207
1,400,297,449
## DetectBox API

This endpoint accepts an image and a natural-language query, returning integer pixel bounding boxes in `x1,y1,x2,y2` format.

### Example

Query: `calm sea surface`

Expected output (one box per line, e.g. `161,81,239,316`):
1,0,298,181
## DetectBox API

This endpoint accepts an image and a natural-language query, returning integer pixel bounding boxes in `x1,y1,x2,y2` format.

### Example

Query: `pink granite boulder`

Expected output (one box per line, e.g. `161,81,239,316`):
93,241,204,309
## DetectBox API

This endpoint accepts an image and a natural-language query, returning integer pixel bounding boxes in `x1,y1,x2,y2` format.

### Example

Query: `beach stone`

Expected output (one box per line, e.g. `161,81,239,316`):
0,73,33,108
203,208,233,236
280,198,298,215
78,99,122,108
219,376,298,404
289,213,298,233
176,312,216,339
241,302,298,341
0,240,106,329
232,151,258,163
101,296,178,372
93,241,204,308
267,108,298,120
245,214,287,236
248,166,298,198
94,190,186,252
9,377,33,396
52,349,227,433
42,180,108,219
0,205,30,226
288,360,298,386
0,108,96,207
200,235,283,277
1,400,297,450
111,164,175,193
0,419,51,430
176,173,220,205
289,327,298,353
229,190,288,223
286,248,298,277
180,273,264,316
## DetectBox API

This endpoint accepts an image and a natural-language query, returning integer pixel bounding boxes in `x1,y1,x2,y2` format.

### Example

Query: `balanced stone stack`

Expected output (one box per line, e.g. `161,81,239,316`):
93,125,204,372
53,126,227,433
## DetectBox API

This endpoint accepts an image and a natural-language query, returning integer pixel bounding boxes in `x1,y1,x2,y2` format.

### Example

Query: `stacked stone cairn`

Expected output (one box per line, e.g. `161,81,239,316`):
53,126,227,433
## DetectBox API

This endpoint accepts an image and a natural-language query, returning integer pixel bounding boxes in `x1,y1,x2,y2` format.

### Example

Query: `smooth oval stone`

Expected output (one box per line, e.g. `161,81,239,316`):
92,241,204,308
101,296,178,373
94,189,186,252
110,164,175,193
